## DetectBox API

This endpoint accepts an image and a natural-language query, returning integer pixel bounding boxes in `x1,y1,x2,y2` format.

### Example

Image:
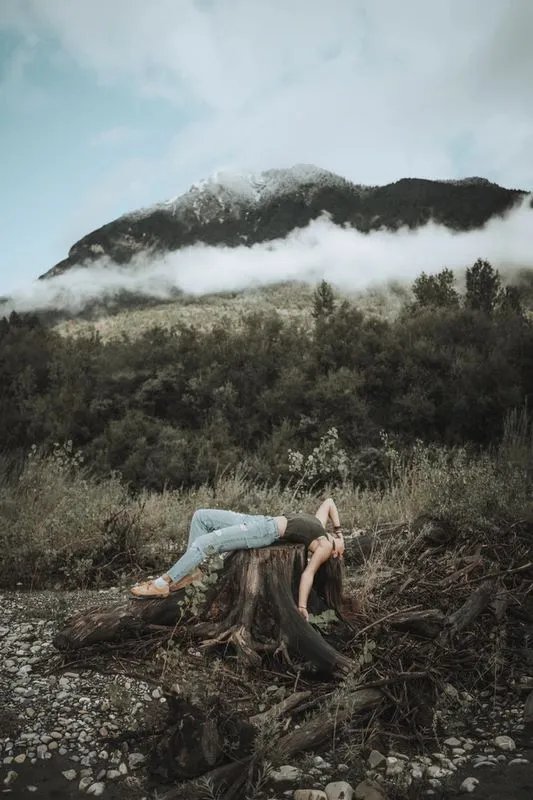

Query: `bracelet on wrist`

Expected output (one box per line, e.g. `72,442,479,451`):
298,605,307,609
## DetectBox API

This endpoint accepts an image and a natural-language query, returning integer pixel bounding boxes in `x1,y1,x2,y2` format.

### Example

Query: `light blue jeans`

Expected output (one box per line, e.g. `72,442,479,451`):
166,508,281,583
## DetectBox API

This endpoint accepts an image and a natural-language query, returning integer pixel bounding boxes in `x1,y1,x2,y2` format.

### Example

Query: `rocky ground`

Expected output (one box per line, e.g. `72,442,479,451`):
1,590,533,800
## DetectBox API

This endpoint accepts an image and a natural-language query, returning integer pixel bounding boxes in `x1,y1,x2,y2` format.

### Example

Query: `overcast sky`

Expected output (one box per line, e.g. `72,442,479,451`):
1,0,532,294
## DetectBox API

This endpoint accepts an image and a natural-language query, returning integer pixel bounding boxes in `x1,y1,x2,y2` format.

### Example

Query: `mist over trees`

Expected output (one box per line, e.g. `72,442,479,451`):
1,260,531,492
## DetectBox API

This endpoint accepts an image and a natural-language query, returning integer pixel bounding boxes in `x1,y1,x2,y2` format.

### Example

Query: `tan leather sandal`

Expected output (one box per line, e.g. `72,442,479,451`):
130,575,172,598
130,569,203,599
169,569,203,592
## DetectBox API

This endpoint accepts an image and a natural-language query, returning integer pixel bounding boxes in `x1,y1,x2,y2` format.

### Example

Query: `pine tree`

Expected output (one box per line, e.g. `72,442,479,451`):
312,280,336,321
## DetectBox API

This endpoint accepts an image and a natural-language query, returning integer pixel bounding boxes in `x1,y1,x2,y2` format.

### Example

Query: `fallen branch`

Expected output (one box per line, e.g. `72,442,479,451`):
440,580,496,642
161,688,383,800
249,690,312,726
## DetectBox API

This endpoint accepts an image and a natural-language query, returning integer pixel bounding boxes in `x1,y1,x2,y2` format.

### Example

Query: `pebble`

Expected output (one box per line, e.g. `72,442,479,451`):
128,752,145,768
385,756,405,778
3,771,18,787
460,777,479,793
494,735,516,752
1,590,531,800
106,769,122,779
325,782,354,800
87,782,105,796
444,737,462,747
367,750,386,769
271,765,301,783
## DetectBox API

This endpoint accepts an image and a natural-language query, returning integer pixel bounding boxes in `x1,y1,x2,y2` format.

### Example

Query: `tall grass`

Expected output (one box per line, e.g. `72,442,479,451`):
2,410,532,588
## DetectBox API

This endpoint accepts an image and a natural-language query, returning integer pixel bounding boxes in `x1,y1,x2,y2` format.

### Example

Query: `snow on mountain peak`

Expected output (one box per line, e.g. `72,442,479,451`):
130,164,358,224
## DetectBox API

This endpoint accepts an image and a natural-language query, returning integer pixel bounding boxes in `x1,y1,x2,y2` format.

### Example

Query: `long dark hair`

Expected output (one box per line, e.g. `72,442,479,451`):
313,557,360,619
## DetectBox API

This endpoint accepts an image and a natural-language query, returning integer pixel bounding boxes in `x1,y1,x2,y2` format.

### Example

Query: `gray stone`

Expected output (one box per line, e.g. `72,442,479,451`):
427,766,448,779
271,765,301,783
325,781,354,800
367,750,386,769
410,764,424,780
3,771,18,787
106,769,121,780
13,754,26,764
459,777,479,793
385,756,403,777
294,791,327,800
87,782,105,796
62,770,77,781
36,744,48,759
494,735,515,752
128,752,145,768
509,758,529,765
444,737,462,747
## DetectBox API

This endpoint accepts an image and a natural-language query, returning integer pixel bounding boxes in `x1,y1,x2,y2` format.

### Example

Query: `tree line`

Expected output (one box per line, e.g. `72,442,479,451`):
1,260,531,492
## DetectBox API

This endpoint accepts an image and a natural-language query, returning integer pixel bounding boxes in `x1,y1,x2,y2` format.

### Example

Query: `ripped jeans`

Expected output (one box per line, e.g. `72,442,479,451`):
166,508,281,583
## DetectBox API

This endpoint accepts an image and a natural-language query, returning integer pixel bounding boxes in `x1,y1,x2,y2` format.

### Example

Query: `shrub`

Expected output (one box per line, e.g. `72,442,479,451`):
0,443,146,587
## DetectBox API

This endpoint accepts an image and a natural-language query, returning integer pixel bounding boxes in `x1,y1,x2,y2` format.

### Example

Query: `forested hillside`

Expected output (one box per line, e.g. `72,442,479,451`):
2,260,531,493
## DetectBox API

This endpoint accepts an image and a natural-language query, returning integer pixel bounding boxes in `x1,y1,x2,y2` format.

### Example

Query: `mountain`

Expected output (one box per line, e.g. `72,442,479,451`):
40,165,527,279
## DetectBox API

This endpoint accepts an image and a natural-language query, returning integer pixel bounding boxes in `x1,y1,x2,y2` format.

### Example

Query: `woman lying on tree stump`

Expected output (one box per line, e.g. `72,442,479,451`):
131,498,346,620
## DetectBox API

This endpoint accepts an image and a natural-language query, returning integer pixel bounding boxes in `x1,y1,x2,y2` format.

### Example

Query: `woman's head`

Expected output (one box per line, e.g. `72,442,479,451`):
314,555,360,617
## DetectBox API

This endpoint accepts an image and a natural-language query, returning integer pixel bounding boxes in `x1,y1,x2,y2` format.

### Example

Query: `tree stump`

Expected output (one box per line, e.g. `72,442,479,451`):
53,543,353,674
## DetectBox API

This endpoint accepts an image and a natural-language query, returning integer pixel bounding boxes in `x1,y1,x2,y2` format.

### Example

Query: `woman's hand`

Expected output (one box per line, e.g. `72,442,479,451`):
332,532,345,559
298,605,309,621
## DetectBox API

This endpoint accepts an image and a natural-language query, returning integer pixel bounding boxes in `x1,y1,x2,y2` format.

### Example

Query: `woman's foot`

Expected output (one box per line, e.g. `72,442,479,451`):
130,574,172,598
169,569,203,592
130,569,203,598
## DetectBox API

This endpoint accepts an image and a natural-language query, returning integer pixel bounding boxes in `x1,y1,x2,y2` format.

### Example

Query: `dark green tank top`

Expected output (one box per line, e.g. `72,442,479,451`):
283,513,325,546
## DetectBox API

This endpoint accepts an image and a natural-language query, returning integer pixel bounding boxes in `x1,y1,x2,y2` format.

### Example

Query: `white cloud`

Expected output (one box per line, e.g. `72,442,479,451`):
9,0,533,192
2,0,533,294
3,195,532,315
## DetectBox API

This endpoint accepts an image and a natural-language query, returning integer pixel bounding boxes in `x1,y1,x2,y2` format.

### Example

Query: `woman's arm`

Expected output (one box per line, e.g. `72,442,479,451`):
297,541,332,619
315,497,341,529
315,497,345,560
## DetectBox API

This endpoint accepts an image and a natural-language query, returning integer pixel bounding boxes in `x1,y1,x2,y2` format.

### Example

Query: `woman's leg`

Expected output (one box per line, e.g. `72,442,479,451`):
131,512,279,597
186,509,248,547
166,514,279,583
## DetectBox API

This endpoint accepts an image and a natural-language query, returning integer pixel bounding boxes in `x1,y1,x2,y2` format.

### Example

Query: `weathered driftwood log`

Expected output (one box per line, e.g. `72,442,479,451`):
342,515,456,566
160,688,383,800
149,696,256,783
389,608,447,639
439,580,497,645
53,543,353,674
248,690,312,726
343,533,376,565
